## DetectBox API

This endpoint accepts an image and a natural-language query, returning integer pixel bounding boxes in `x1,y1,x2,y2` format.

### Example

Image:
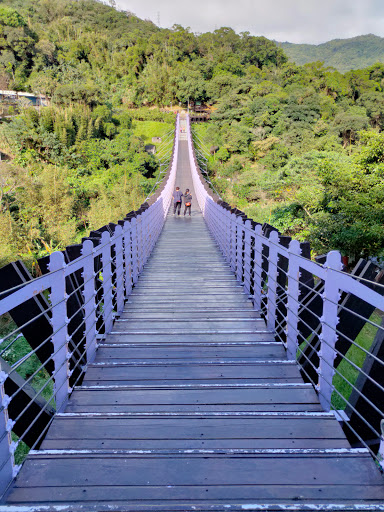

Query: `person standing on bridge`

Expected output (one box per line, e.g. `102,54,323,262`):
173,186,183,215
184,189,192,216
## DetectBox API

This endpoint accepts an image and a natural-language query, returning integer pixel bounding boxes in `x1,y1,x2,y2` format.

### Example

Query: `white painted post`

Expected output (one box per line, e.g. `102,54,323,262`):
0,372,14,495
114,225,125,317
243,220,252,295
253,225,263,311
101,231,113,335
49,251,70,412
230,213,237,272
136,214,143,273
82,240,97,364
266,230,279,331
225,209,231,264
123,220,133,297
217,204,225,255
236,216,244,283
317,250,342,411
286,240,302,360
131,217,139,284
143,209,150,264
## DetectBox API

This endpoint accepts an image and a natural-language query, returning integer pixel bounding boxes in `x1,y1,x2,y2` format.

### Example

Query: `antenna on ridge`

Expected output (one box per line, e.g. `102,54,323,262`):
156,11,160,27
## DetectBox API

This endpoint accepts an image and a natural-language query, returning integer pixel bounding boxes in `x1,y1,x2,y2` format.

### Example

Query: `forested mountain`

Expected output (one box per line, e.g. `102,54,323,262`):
0,0,384,269
279,34,384,73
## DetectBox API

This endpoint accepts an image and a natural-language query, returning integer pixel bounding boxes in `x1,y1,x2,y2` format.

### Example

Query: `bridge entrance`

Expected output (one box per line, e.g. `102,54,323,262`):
1,120,384,510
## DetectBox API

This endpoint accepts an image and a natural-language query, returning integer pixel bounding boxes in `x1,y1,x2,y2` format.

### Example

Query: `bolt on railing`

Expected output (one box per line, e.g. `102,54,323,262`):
0,114,180,496
187,114,384,470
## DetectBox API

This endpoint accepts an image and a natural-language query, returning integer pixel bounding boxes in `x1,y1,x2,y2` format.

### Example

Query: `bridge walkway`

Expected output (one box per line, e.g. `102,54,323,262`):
4,138,384,508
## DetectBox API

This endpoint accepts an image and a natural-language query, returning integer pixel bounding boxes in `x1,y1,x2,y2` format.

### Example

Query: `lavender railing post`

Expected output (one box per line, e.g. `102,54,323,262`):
131,217,139,285
0,374,14,495
266,230,279,331
317,250,342,411
49,251,70,412
236,216,243,283
114,225,125,317
142,209,149,263
225,209,231,263
82,240,97,364
123,220,132,297
243,220,252,296
286,240,302,360
140,213,146,271
136,215,143,274
101,231,113,335
230,213,237,272
253,225,263,311
217,205,225,255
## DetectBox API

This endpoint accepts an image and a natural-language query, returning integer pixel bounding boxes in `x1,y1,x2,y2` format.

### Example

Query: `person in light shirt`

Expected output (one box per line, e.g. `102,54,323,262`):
183,189,192,217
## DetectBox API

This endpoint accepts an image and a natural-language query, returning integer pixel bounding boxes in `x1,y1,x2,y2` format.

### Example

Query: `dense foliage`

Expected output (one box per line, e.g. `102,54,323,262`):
193,60,384,259
280,34,384,73
0,0,383,267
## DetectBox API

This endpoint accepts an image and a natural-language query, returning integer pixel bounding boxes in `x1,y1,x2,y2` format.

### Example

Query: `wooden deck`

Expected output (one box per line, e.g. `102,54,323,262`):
3,139,384,510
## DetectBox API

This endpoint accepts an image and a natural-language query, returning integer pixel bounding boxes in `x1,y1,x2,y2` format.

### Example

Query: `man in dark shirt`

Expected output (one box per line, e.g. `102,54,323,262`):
173,187,183,215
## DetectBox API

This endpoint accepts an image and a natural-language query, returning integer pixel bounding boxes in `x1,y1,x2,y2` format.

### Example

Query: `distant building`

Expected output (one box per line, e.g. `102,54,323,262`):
0,90,49,107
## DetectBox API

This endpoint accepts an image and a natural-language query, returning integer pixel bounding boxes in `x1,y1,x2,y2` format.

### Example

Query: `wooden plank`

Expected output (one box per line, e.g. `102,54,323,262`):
94,347,282,359
12,454,384,487
105,334,278,344
8,484,384,504
112,320,266,331
43,417,347,441
83,364,302,381
41,438,351,450
65,403,324,413
67,387,319,406
119,312,260,319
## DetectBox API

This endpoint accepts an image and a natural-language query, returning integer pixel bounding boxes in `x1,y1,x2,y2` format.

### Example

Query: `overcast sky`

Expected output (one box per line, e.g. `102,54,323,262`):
115,0,384,44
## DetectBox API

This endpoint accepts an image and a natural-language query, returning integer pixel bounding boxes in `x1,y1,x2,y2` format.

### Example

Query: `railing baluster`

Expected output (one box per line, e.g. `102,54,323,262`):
123,220,133,297
101,231,113,335
131,217,139,285
114,225,125,317
252,225,263,312
49,251,70,412
266,230,279,331
286,240,302,360
243,220,252,296
82,240,97,364
230,212,237,272
317,250,342,411
236,216,243,283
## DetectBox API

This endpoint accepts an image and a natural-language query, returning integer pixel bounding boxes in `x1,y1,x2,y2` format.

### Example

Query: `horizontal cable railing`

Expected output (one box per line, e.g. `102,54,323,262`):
187,114,384,471
0,114,180,496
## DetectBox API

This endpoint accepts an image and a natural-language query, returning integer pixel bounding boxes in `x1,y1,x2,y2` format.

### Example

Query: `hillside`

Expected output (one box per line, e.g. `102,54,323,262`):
279,34,384,72
0,0,384,268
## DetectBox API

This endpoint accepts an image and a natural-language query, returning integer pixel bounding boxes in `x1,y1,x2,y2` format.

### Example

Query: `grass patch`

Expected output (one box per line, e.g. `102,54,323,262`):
0,314,55,465
331,310,383,410
0,315,54,403
132,120,174,145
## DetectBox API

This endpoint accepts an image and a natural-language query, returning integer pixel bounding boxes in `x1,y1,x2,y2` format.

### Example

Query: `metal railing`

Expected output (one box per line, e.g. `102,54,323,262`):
187,114,384,471
0,115,180,495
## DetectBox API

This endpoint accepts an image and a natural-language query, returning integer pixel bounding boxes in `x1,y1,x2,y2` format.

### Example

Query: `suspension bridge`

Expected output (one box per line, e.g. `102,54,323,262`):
0,114,383,510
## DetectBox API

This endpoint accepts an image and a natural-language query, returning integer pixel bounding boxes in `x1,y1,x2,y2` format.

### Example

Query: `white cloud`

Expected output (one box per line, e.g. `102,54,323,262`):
116,0,384,44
